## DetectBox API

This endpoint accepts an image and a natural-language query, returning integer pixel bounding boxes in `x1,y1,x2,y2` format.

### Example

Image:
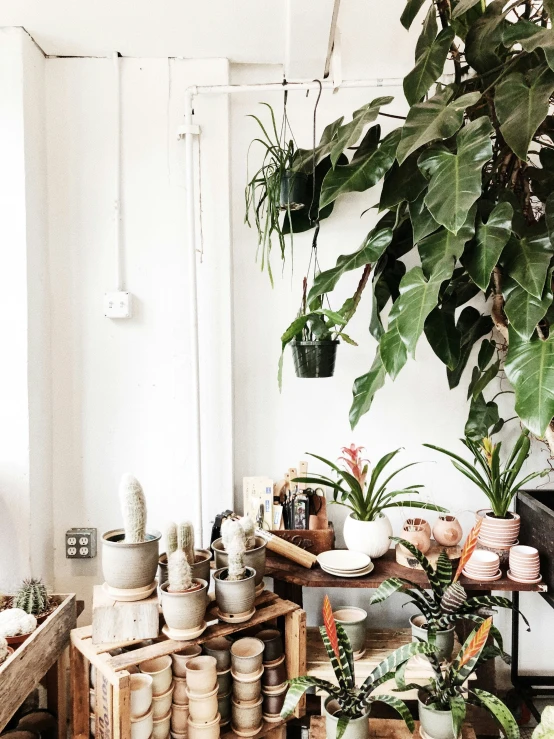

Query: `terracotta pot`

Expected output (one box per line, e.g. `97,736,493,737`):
433,516,462,547
185,656,217,695
405,518,432,538
410,615,454,662
171,644,202,677
187,713,221,739
324,697,369,739
171,702,190,733
187,686,219,723
102,529,161,590
216,667,232,695
332,608,367,654
130,708,153,739
203,636,233,670
214,568,257,618
218,691,232,724
256,629,283,663
231,637,265,674
152,683,174,720
152,710,171,739
418,690,459,739
343,513,392,558
130,674,153,719
475,540,514,566
139,656,173,697
261,655,286,688
172,676,188,706
212,537,267,586
477,509,520,547
232,697,263,736
262,685,288,716
400,522,431,555
161,579,208,632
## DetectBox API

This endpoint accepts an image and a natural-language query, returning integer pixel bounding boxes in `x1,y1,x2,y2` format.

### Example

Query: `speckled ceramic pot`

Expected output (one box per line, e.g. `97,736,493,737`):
214,567,256,617
324,697,369,739
160,579,208,631
212,537,266,586
102,529,161,590
158,549,212,586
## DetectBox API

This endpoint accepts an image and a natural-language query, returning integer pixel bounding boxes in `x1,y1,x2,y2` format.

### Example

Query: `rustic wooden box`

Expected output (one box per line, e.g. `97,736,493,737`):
517,490,554,598
270,525,335,555
71,590,306,739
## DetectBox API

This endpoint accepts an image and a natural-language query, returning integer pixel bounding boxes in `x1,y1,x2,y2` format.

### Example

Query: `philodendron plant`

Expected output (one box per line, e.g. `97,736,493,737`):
281,596,436,739
282,0,554,451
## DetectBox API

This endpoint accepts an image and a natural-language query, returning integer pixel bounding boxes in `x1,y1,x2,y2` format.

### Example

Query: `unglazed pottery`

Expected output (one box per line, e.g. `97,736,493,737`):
213,567,257,619
212,536,267,587
186,686,218,723
324,698,369,739
218,691,232,724
130,708,154,739
187,713,221,739
152,684,174,720
433,516,463,547
261,655,286,688
152,710,171,739
231,637,265,674
130,674,153,718
203,636,233,670
185,656,218,695
171,703,190,733
172,676,188,706
231,696,263,736
102,529,161,591
342,513,392,558
216,668,232,695
160,579,208,632
410,615,455,662
332,608,367,654
232,673,263,703
400,522,431,555
477,509,520,547
139,656,173,697
171,644,203,677
256,629,283,663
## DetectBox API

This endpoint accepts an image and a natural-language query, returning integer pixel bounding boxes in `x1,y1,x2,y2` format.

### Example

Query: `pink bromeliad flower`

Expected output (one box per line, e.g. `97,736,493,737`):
338,444,369,488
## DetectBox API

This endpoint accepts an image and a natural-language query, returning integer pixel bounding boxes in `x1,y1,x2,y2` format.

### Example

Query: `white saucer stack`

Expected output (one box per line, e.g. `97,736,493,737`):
316,550,374,578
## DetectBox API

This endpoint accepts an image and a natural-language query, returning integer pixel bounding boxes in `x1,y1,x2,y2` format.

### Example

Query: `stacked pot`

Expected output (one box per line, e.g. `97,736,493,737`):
185,656,220,739
257,630,288,722
168,645,202,738
230,638,265,736
203,637,234,727
138,656,173,739
476,509,521,565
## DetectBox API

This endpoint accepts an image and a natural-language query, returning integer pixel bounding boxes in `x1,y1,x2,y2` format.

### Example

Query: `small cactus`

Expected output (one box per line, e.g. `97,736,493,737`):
166,523,178,558
179,521,195,565
12,579,51,616
0,608,37,638
240,515,256,547
168,550,193,591
222,519,247,581
119,474,146,543
0,637,8,664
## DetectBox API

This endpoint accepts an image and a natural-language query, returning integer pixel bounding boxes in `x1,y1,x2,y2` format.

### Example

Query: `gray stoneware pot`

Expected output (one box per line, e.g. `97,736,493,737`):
212,537,266,586
418,691,458,739
333,607,367,654
204,636,233,671
213,567,256,617
102,529,161,590
218,691,232,725
160,579,208,631
158,548,212,586
324,698,369,739
410,615,455,662
256,629,283,663
231,697,262,735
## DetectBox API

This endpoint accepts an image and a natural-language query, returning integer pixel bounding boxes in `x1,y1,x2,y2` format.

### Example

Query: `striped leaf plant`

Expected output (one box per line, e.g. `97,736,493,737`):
280,596,437,739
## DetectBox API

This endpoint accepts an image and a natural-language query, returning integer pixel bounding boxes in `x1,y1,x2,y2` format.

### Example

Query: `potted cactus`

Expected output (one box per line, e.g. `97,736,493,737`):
160,522,209,639
101,474,161,598
11,578,55,623
158,520,211,585
0,636,12,664
213,519,257,623
212,515,266,593
0,608,37,645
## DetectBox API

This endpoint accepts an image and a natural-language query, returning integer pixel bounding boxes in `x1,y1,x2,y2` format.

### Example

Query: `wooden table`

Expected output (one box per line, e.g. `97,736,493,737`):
309,716,476,739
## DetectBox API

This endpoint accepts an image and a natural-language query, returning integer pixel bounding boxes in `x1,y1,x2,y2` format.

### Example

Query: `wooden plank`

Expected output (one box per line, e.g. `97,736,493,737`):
46,646,70,739
112,672,131,739
286,608,307,718
309,716,477,739
0,594,76,732
97,672,114,739
92,585,160,644
221,719,289,739
70,639,90,739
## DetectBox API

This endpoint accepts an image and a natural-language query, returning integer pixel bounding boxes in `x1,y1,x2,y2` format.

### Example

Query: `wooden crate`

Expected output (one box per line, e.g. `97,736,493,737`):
71,590,306,739
0,593,77,736
309,716,476,739
270,526,335,555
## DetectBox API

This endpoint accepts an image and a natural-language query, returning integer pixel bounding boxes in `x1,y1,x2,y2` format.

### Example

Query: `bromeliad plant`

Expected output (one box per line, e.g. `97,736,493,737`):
425,429,548,518
415,618,519,739
280,596,437,739
370,522,529,643
296,444,445,521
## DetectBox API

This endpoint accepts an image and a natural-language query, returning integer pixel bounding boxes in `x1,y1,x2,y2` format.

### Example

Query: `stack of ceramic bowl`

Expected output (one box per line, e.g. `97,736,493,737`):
316,550,374,578
231,638,264,737
203,636,234,727
185,656,220,739
508,545,541,583
170,645,202,738
257,629,288,722
462,550,501,582
139,656,173,739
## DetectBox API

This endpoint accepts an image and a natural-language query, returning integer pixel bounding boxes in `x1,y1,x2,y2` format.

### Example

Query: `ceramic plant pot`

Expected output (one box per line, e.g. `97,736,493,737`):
232,696,263,736
139,656,173,697
102,529,161,590
158,549,212,586
171,703,189,733
291,340,338,379
152,684,174,720
477,509,520,548
343,513,392,558
152,710,171,739
218,691,232,725
130,708,153,739
203,636,233,670
256,629,283,663
261,655,286,689
130,674,153,719
324,697,370,739
418,691,459,739
173,676,188,706
217,668,232,695
433,516,463,547
187,686,219,723
160,579,208,632
262,685,288,717
187,713,221,739
185,656,217,695
410,615,455,663
231,637,265,674
400,522,431,555
172,644,202,678
280,170,307,210
332,608,367,655
232,672,263,703
213,567,257,619
212,537,267,587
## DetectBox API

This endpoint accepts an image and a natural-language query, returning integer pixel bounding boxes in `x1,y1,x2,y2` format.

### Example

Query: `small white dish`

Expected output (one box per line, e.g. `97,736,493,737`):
462,567,502,582
321,562,374,578
507,570,542,584
317,550,371,572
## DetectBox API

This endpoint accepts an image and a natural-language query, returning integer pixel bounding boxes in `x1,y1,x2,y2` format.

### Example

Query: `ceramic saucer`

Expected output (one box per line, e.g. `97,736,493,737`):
162,621,207,641
102,580,158,602
507,570,542,584
321,562,374,578
462,567,502,582
213,606,256,624
317,550,371,572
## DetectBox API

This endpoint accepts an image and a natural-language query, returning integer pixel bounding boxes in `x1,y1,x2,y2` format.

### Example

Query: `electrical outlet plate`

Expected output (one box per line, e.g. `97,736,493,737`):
104,291,132,318
66,528,97,558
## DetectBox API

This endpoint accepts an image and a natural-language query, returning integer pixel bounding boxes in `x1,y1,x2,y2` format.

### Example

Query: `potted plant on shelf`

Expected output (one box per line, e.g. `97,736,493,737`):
370,524,529,661
212,516,266,594
424,430,548,551
297,444,445,558
159,521,211,586
280,596,436,739
413,617,519,739
213,519,256,623
11,578,55,623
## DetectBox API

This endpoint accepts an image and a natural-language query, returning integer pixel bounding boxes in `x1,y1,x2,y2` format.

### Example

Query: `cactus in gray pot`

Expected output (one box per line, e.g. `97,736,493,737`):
240,515,256,548
180,521,195,565
119,474,146,543
12,578,51,616
167,521,196,591
222,519,247,581
166,522,178,558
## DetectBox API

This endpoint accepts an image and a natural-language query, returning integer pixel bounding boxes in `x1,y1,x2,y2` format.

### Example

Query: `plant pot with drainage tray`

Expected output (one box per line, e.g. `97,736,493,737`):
213,519,256,623
159,548,212,586
212,527,266,595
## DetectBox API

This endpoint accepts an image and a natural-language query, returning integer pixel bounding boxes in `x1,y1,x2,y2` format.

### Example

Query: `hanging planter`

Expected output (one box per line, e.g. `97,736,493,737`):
290,339,338,378
280,170,308,211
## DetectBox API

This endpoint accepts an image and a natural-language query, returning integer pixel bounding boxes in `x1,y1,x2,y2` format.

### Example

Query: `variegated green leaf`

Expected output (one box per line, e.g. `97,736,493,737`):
369,694,415,731
435,550,453,588
369,577,439,619
280,676,341,718
390,537,444,601
460,595,530,630
336,714,351,739
470,689,520,739
320,625,352,691
360,641,436,692
450,694,467,738
337,623,355,685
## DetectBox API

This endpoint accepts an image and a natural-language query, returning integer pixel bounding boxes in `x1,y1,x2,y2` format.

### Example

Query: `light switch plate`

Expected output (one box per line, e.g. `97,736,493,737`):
104,291,132,318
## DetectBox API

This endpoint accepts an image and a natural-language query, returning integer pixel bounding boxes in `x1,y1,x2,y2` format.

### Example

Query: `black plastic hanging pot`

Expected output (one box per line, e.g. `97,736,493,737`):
291,340,339,378
280,170,308,211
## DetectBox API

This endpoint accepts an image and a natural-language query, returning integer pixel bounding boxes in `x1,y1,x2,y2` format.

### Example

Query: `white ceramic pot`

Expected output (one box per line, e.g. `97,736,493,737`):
130,674,153,719
152,683,174,720
324,698,369,739
343,513,392,558
131,708,153,739
418,691,459,739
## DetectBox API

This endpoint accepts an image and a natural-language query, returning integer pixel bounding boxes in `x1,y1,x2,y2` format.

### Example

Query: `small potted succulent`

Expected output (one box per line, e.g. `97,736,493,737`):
298,444,445,558
212,515,266,593
0,608,37,645
12,578,55,623
414,618,519,739
281,596,436,739
370,524,529,661
102,474,161,597
159,521,211,586
160,522,209,639
213,520,256,623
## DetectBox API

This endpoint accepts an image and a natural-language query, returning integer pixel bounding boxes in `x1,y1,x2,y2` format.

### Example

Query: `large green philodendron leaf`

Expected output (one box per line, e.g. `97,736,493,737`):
307,227,393,302
319,129,401,210
409,192,440,242
465,393,500,439
462,202,513,290
401,0,427,29
349,353,386,429
379,156,427,210
418,117,493,235
380,300,408,379
503,20,554,72
503,275,553,341
418,206,476,278
424,301,461,370
502,226,553,299
403,5,455,106
447,307,494,389
465,0,509,73
292,117,344,173
505,328,554,436
330,97,394,167
495,65,554,161
452,0,483,18
397,88,481,164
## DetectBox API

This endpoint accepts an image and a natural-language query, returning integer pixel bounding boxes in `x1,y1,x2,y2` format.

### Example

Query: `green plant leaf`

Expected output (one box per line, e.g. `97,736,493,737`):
502,226,553,299
424,303,461,370
397,88,481,164
435,550,453,589
450,695,467,738
478,339,495,370
470,689,519,739
280,676,341,719
447,308,494,389
403,5,455,106
505,327,554,436
462,202,513,290
349,353,386,429
379,157,427,209
465,0,509,74
336,715,351,739
330,97,394,167
516,24,554,73
370,695,415,732
418,206,476,278
419,117,493,235
360,641,437,692
320,625,352,691
401,0,427,29
495,65,554,160
452,0,482,18
380,298,408,379
410,192,440,242
465,393,500,439
390,537,444,599
504,275,553,341
471,359,500,399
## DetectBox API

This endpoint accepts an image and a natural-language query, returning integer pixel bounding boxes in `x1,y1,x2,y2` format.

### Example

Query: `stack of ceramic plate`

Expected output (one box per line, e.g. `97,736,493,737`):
316,550,374,578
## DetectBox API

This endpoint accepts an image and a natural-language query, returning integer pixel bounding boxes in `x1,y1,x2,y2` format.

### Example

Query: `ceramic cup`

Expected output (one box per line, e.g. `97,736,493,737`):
152,710,171,739
173,676,188,706
139,656,173,697
187,686,219,723
255,629,283,664
332,607,367,654
130,708,153,739
261,655,286,688
171,702,190,733
172,644,202,677
152,683,174,720
216,668,232,695
187,713,221,739
203,636,233,671
231,637,265,675
185,656,218,695
130,674,154,719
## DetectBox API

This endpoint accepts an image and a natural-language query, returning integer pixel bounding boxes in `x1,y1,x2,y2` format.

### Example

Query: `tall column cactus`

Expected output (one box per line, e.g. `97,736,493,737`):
240,515,255,548
168,550,193,592
179,521,195,565
166,522,178,557
119,474,146,543
222,519,247,581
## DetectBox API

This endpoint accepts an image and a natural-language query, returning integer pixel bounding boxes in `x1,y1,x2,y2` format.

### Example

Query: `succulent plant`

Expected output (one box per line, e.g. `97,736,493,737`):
167,521,196,591
179,521,195,565
240,515,256,547
0,637,9,664
12,578,51,616
166,522,178,558
222,519,247,581
119,473,146,543
0,608,37,638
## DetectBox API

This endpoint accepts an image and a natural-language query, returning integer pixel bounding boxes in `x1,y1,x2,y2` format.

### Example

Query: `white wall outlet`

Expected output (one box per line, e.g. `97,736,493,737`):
66,528,97,558
104,291,132,318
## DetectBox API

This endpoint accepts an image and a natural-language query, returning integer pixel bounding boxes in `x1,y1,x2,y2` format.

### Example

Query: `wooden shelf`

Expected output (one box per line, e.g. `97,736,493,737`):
309,716,477,739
